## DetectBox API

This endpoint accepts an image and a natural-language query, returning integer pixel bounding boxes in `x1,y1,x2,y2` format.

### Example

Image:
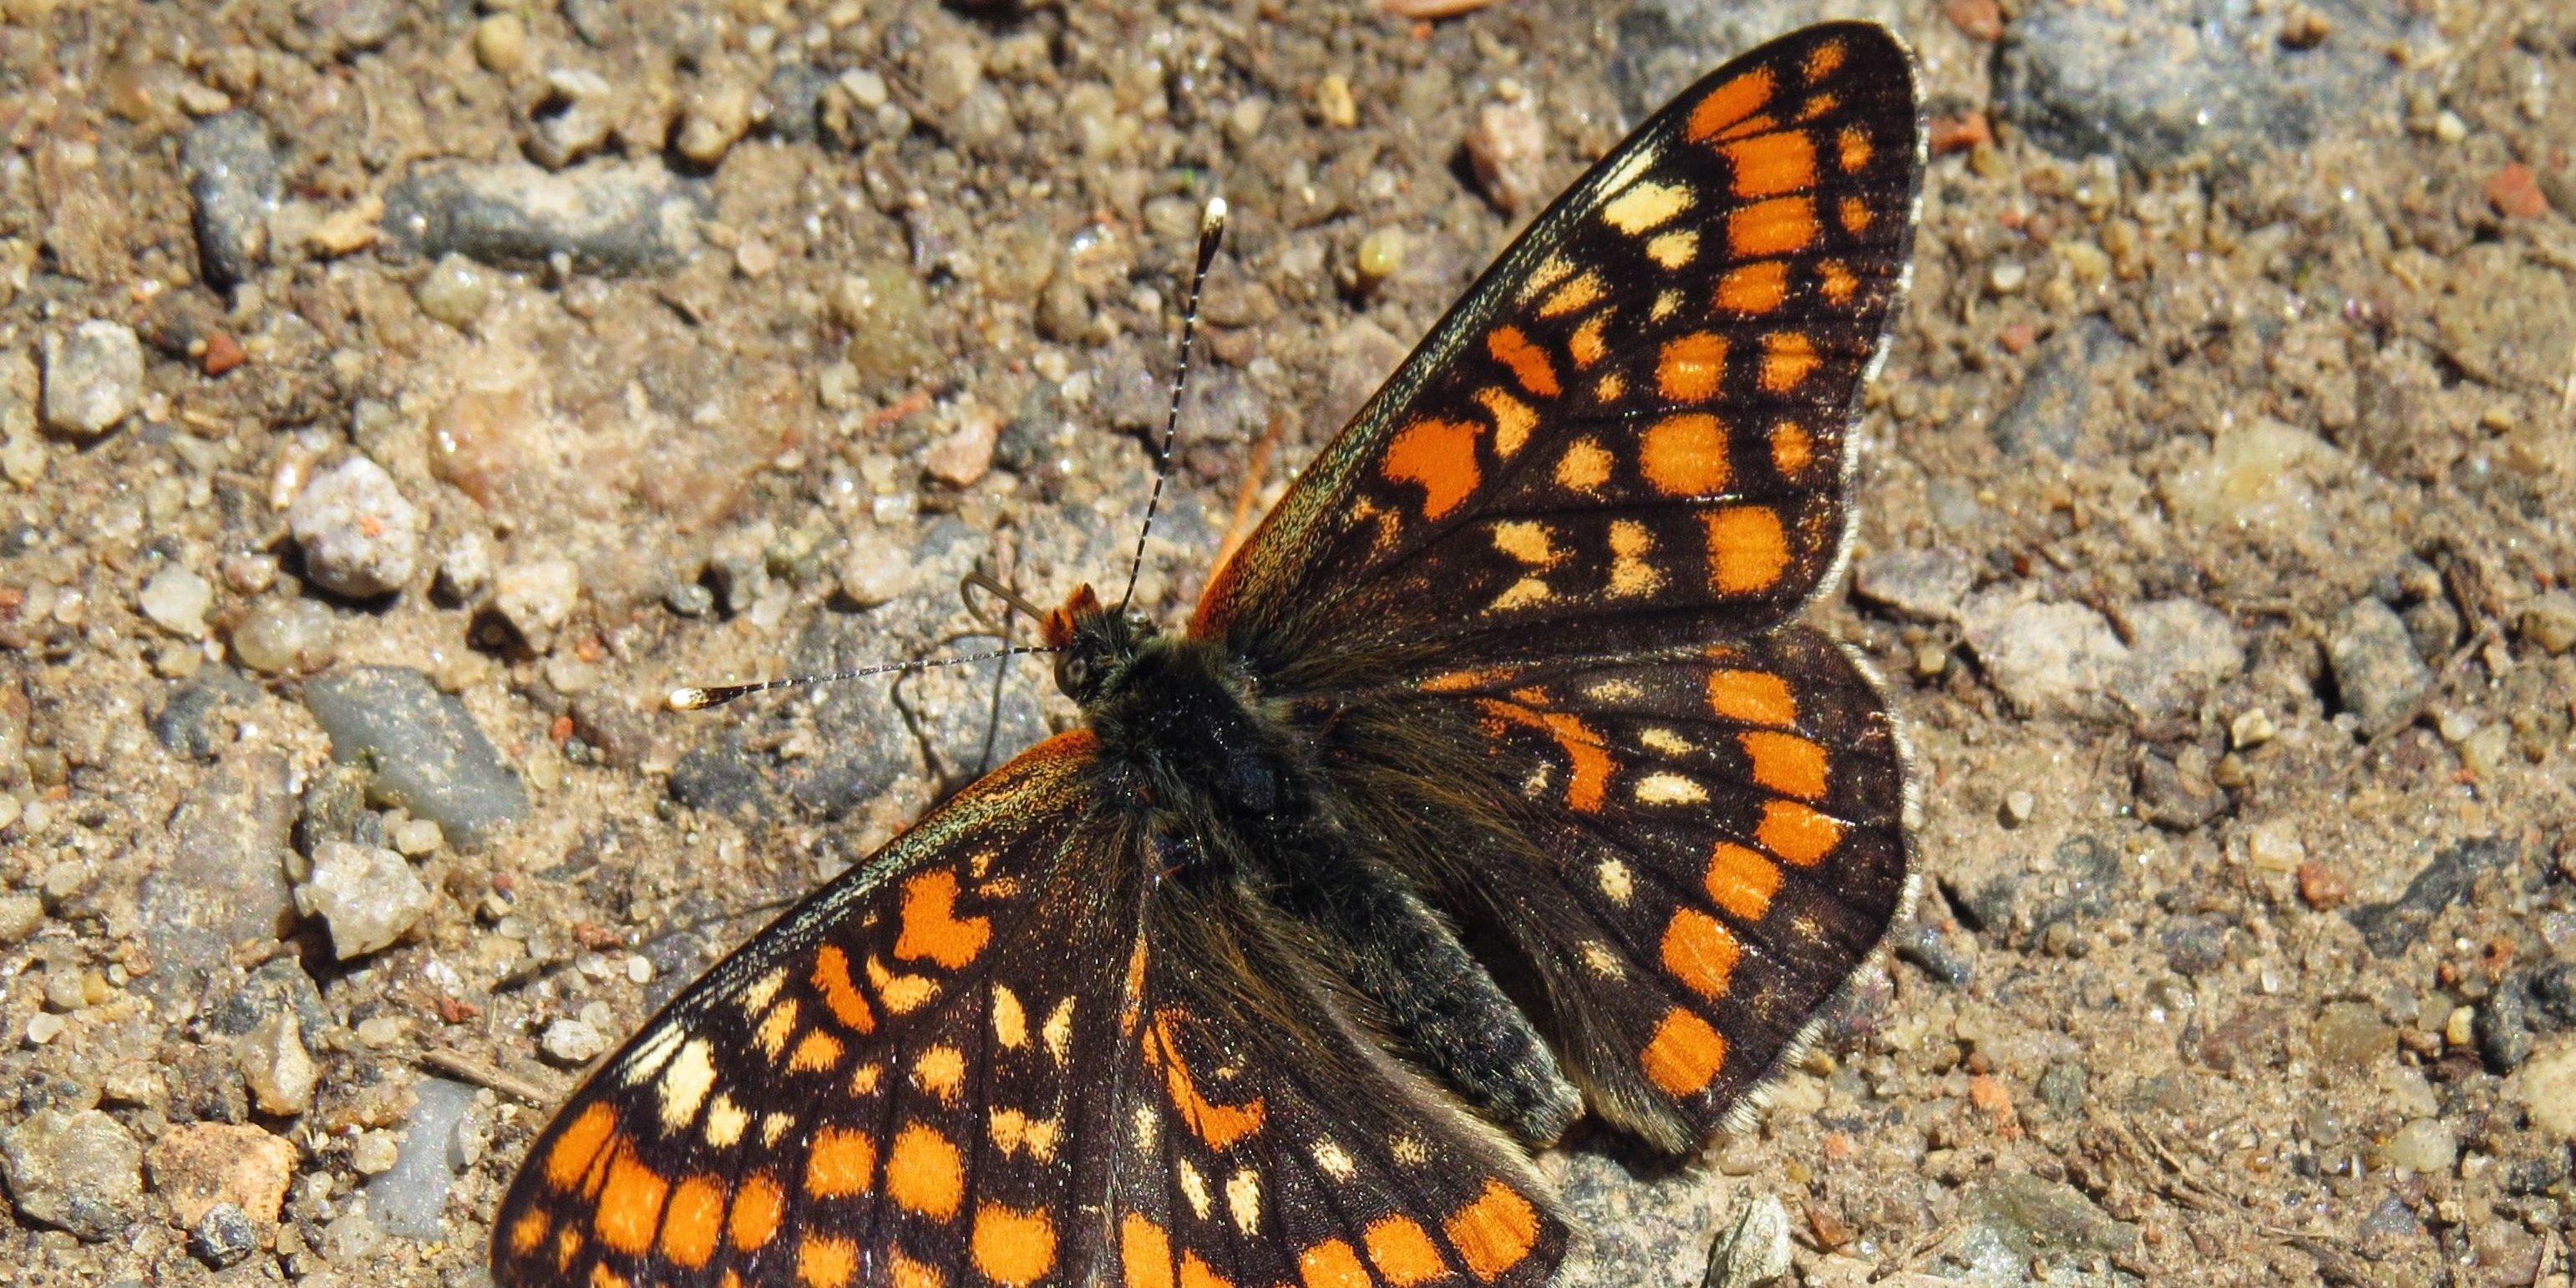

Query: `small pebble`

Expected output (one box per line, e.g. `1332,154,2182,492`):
2245,820,2305,871
41,859,89,903
191,1202,258,1268
1355,226,1404,288
2000,791,2035,825
925,410,1001,489
350,1130,401,1176
540,1017,608,1065
139,564,215,637
677,81,753,165
1986,259,2027,294
357,1014,404,1047
1463,102,1547,215
413,254,492,328
474,13,530,74
2437,708,2479,743
236,1008,316,1115
493,559,581,652
839,527,919,607
2297,860,2349,910
626,956,653,985
289,457,420,597
25,1012,64,1044
2520,591,2576,655
219,552,278,595
297,840,434,959
41,320,145,438
0,893,42,945
390,818,444,856
2447,1005,2478,1048
2229,707,2276,748
231,596,336,673
1315,73,1357,128
2386,1118,2458,1173
1914,644,1950,677
2432,110,2467,144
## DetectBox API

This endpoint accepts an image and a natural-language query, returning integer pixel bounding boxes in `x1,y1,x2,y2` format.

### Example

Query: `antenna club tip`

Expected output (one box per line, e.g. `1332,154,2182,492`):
668,687,711,711
1203,196,1228,228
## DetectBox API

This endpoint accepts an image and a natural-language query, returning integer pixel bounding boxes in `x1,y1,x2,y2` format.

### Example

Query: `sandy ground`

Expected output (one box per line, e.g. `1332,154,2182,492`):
2,1,2573,1285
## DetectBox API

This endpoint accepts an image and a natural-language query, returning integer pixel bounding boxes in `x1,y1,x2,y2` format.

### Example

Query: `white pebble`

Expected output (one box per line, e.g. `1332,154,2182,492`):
139,564,215,637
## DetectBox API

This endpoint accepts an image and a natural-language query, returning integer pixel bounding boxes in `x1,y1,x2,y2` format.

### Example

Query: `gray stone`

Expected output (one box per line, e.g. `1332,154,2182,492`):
540,1017,607,1065
320,1209,384,1263
136,749,300,1011
492,558,581,652
763,62,834,144
297,840,432,959
1945,834,2123,951
200,956,331,1042
1990,318,2124,459
1,1108,144,1241
297,762,371,857
367,1078,478,1240
667,739,779,825
40,320,144,438
180,112,279,290
303,666,528,844
2521,591,2576,656
2037,1059,2089,1118
1927,1174,2138,1284
151,670,258,762
2135,748,2230,831
1607,0,1928,125
289,457,420,598
1701,1194,1792,1288
1997,0,2424,170
1963,595,2129,718
2330,597,2432,733
2118,600,2245,718
1851,546,1975,623
191,1201,257,1268
382,160,709,274
2347,837,2514,958
2481,982,2535,1073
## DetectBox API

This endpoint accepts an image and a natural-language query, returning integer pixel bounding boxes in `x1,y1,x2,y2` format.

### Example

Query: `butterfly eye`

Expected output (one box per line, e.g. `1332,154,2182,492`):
1059,654,1092,693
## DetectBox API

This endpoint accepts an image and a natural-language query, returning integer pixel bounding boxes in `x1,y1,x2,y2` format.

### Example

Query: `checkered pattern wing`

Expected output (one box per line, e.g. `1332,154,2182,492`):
1193,23,1922,684
490,733,1148,1288
1328,626,1911,1149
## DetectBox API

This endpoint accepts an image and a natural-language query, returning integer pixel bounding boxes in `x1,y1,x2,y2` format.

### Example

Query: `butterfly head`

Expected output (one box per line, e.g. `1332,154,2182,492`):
1042,582,1156,705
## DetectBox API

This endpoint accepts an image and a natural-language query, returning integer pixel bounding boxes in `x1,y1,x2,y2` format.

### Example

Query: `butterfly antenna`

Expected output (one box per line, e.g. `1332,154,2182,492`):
1118,196,1229,615
670,647,1055,711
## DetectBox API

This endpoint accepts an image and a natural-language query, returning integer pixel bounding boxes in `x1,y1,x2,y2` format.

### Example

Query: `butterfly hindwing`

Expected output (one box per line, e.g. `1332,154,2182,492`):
491,733,1149,1288
1195,23,1921,682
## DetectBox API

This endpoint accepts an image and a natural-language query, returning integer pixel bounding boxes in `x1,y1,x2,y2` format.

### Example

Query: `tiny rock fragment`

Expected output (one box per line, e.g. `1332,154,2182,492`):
1464,102,1548,216
925,410,1001,488
493,558,581,652
139,564,215,637
288,457,420,597
41,320,144,438
1945,0,2004,41
297,840,433,960
2297,860,2349,910
1315,73,1358,129
235,1007,316,1115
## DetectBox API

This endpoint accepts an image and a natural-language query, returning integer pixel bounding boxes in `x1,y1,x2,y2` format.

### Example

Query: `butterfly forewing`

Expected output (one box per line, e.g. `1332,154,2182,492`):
1195,23,1920,683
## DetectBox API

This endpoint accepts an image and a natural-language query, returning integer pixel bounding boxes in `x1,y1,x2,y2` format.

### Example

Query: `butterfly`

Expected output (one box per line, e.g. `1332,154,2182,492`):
493,22,1921,1288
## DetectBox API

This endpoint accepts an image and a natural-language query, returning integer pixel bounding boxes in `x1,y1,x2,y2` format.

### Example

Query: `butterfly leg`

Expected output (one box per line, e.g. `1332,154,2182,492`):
1270,843,1581,1144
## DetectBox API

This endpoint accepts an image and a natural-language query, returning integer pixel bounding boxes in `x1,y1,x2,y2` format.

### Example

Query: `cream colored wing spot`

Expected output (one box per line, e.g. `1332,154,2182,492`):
760,1112,794,1147
1043,997,1075,1063
1518,252,1577,303
1131,1104,1159,1152
1490,520,1566,568
741,967,788,1018
1539,270,1606,317
1635,772,1710,804
1596,859,1634,905
991,984,1027,1049
1474,387,1537,458
1600,179,1696,235
1489,577,1554,612
1585,677,1644,702
1313,1141,1356,1180
1646,229,1698,269
658,1037,718,1133
753,996,800,1061
1640,727,1696,755
703,1093,748,1147
622,1024,685,1086
1555,438,1613,494
1579,941,1627,977
1227,1169,1264,1235
1651,288,1683,321
1608,519,1665,598
1177,1158,1213,1220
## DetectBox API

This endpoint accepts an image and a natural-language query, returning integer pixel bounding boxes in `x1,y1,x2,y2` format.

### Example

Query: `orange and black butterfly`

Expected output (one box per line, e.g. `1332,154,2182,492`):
494,23,1921,1288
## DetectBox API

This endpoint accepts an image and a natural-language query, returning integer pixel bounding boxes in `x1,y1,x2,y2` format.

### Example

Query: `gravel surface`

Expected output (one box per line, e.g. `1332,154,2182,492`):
2,2,2573,1285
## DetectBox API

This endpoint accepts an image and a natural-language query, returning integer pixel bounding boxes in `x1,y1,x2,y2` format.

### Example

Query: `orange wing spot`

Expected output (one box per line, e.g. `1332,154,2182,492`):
1472,388,1535,458
1488,326,1561,398
1640,413,1732,497
1722,129,1818,199
1705,668,1798,726
1641,1007,1728,1097
1145,1012,1268,1149
805,1126,875,1199
1757,799,1845,866
1180,1250,1236,1288
1383,417,1483,521
554,1226,583,1274
1364,1215,1449,1285
1595,371,1627,403
1703,505,1790,595
544,1103,619,1192
1838,124,1873,173
890,1252,944,1288
971,1204,1058,1287
1447,1180,1542,1283
798,1235,860,1288
1705,842,1783,920
1569,312,1611,368
812,945,875,1034
1742,730,1829,800
661,1175,726,1269
789,1029,843,1073
1798,92,1841,121
591,1265,631,1288
1657,332,1728,402
1478,699,1614,814
1805,37,1847,81
1300,1239,1372,1288
913,1044,967,1107
593,1146,670,1255
509,1209,550,1255
1663,908,1743,999
887,1123,964,1220
1839,194,1874,234
1418,667,1514,694
1772,421,1816,477
1818,260,1858,303
1760,332,1820,392
1539,270,1605,318
1685,67,1775,142
1122,1213,1177,1288
1716,261,1789,314
866,955,938,1014
729,1171,786,1250
1730,195,1819,258
1555,438,1612,494
895,870,991,970
1713,112,1781,143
